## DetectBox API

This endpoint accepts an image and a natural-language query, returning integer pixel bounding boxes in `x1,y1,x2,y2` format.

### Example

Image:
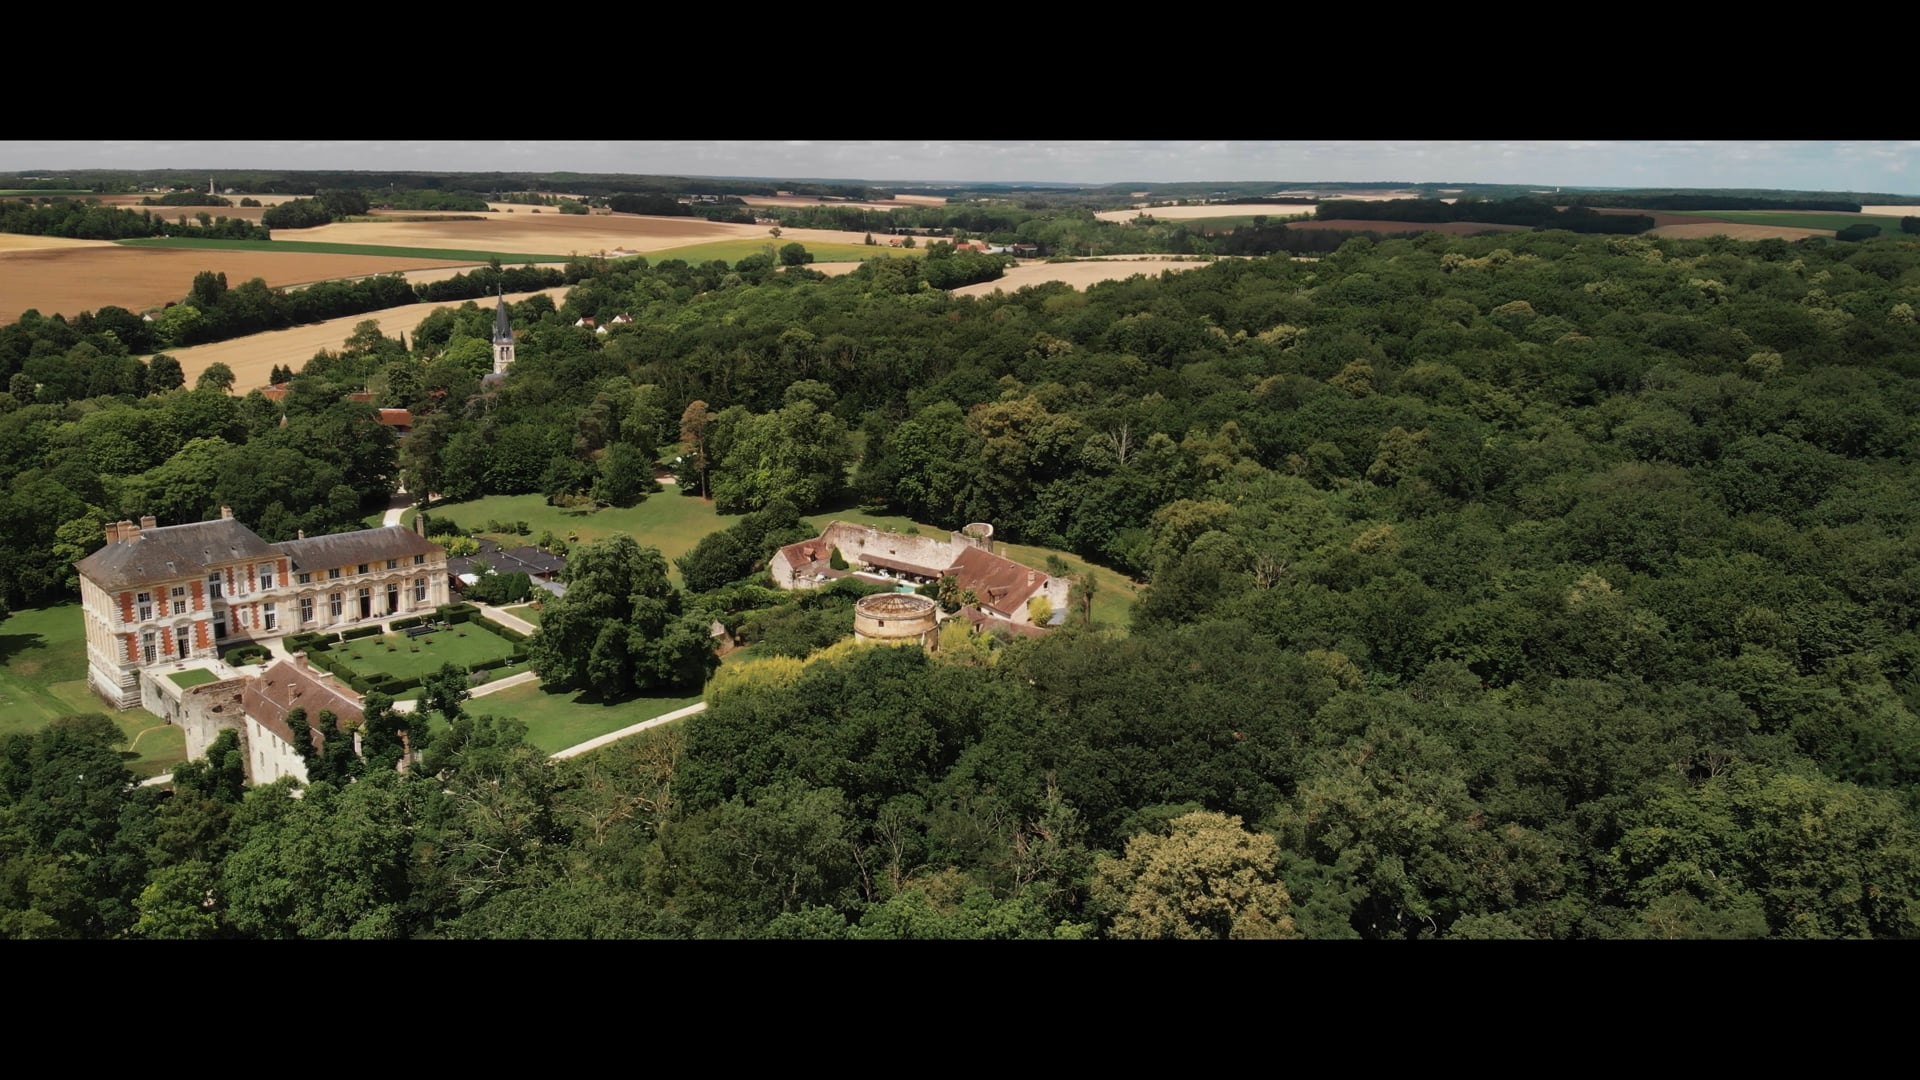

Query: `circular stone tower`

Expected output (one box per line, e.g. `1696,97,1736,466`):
854,592,939,646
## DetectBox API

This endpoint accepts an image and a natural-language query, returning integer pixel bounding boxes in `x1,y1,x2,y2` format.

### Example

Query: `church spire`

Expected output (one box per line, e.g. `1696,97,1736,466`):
490,285,515,376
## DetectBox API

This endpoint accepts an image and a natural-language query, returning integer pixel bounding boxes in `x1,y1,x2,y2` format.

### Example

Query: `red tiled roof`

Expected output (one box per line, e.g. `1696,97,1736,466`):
949,545,1046,617
242,658,363,751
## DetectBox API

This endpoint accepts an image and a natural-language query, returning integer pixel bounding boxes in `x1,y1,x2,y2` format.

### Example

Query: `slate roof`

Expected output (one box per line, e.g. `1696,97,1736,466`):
273,526,443,573
76,518,279,589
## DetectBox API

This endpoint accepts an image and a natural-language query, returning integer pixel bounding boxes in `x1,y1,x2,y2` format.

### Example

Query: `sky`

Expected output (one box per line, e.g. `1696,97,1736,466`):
2,141,1917,194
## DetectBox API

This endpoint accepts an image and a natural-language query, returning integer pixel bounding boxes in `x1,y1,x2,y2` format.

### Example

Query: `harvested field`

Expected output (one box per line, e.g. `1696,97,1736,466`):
1648,222,1834,241
0,246,478,323
1287,219,1529,235
950,257,1214,298
274,214,878,257
1860,205,1920,217
741,193,946,210
148,287,572,392
1096,203,1317,223
0,233,115,252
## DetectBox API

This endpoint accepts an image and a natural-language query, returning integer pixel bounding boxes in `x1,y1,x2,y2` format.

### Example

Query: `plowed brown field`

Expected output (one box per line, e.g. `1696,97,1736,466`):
950,257,1214,298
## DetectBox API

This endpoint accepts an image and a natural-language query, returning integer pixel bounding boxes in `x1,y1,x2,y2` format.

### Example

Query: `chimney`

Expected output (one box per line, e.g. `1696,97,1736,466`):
297,529,305,539
293,652,309,671
220,505,233,520
105,522,121,544
120,518,142,542
140,514,156,530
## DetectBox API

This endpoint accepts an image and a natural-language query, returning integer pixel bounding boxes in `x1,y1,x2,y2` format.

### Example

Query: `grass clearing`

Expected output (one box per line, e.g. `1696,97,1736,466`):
424,492,737,584
117,237,576,262
1662,210,1906,236
471,681,703,755
0,603,184,777
329,624,519,682
503,604,543,625
167,669,219,689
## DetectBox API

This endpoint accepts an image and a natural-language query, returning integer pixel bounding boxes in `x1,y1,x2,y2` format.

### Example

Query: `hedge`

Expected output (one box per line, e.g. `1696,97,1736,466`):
341,625,383,641
285,631,339,653
390,615,426,630
471,614,528,643
439,603,479,625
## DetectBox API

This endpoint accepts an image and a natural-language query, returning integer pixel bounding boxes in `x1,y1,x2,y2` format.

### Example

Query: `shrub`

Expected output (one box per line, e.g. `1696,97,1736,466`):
341,625,382,641
390,615,425,630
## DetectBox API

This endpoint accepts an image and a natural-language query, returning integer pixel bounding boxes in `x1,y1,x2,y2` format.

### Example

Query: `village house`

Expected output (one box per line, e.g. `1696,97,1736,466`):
770,521,1070,629
75,509,451,710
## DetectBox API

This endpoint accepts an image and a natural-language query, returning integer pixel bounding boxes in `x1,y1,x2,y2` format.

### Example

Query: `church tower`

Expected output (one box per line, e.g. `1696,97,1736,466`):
491,286,515,375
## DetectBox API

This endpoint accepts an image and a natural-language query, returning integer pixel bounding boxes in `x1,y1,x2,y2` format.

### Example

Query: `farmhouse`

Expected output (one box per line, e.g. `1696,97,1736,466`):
771,521,1070,629
75,509,451,710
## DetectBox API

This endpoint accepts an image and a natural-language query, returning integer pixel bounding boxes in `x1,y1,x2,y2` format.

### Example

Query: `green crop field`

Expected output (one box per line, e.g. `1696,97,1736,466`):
1666,210,1906,236
0,603,184,777
328,624,520,682
0,189,94,196
115,237,576,262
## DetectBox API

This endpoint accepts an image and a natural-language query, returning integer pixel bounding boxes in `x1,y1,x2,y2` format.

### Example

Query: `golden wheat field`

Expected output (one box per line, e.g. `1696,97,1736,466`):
0,247,480,323
950,257,1214,298
151,288,573,392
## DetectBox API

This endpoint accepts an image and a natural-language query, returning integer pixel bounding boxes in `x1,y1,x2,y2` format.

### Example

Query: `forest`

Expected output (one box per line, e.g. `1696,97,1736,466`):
4,225,1920,939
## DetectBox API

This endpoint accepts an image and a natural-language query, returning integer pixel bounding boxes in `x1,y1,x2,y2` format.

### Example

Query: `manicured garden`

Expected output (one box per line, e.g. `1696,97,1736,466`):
327,623,520,683
0,603,184,777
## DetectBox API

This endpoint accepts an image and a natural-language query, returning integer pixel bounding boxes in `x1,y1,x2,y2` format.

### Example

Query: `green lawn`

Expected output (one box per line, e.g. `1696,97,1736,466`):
996,540,1139,631
168,669,219,689
1663,210,1907,236
0,603,184,777
327,624,519,682
116,237,576,262
1,188,94,196
503,604,543,625
467,681,702,755
424,492,738,584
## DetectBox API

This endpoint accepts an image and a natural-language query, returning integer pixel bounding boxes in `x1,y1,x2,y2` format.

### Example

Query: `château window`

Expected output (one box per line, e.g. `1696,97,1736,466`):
207,573,223,600
357,564,369,575
170,586,187,615
300,597,314,623
297,572,311,585
414,577,427,602
137,592,153,621
414,554,426,565
386,559,397,570
328,568,341,580
329,592,343,617
260,564,276,589
263,602,277,631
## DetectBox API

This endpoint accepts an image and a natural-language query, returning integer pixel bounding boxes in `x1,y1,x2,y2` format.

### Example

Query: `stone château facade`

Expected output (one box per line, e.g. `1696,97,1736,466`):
75,509,450,709
771,521,1069,629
